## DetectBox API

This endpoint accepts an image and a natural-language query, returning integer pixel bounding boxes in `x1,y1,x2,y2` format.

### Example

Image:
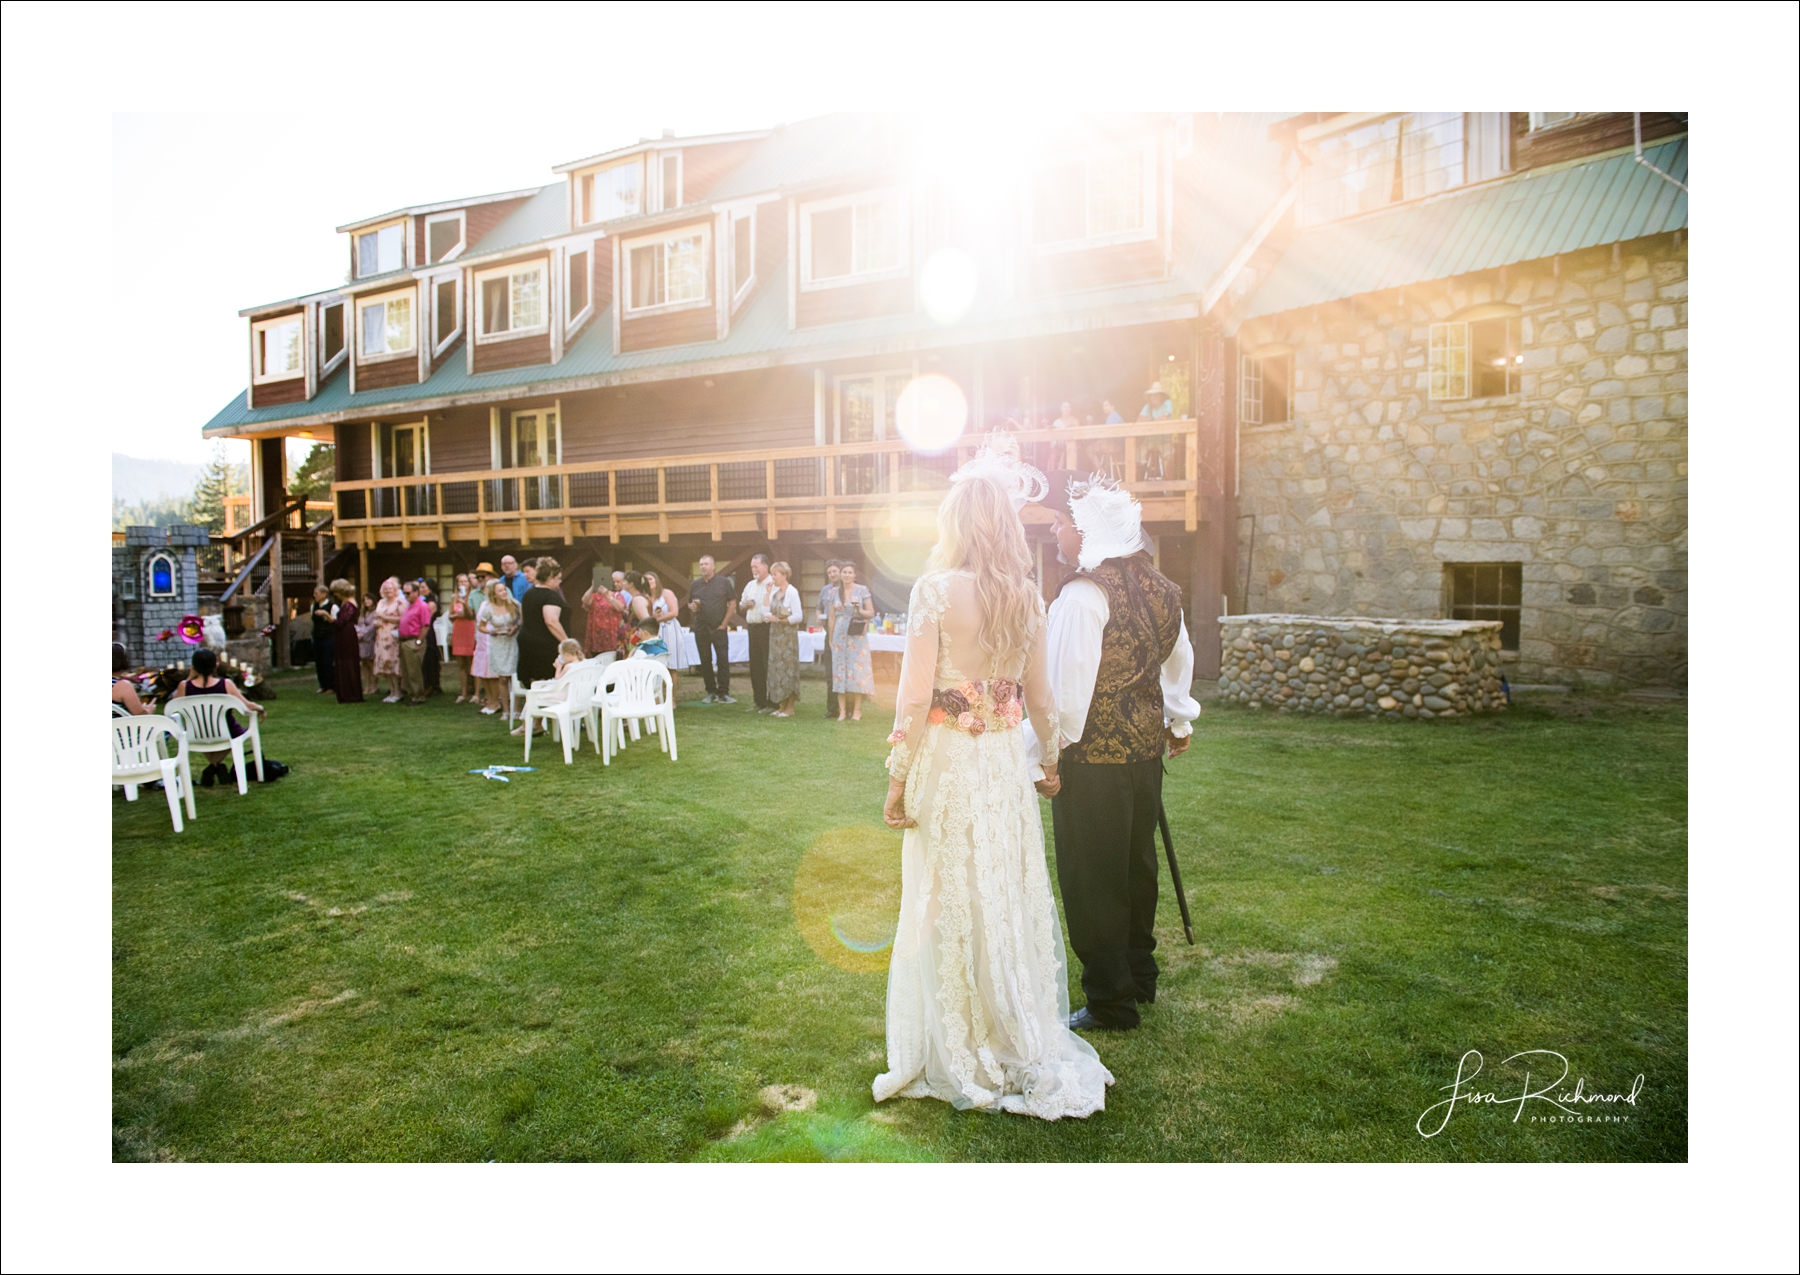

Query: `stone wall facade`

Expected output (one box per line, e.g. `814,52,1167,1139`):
1233,233,1686,687
1219,614,1506,719
113,525,208,668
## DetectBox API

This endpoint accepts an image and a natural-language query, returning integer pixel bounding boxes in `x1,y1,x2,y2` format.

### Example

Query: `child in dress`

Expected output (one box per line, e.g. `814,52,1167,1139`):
510,639,585,737
552,637,586,680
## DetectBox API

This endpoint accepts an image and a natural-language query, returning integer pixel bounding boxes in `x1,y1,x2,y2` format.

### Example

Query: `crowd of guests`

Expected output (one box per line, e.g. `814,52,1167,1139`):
294,550,889,727
1004,380,1178,479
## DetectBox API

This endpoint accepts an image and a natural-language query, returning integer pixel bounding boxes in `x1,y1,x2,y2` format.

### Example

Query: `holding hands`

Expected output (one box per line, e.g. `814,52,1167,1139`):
883,778,916,829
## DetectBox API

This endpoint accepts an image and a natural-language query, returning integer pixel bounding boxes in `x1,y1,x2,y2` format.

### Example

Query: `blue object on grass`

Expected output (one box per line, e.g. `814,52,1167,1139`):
469,765,538,782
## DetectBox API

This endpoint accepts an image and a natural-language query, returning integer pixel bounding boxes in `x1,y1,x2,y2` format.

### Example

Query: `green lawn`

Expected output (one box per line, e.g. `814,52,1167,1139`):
113,672,1687,1162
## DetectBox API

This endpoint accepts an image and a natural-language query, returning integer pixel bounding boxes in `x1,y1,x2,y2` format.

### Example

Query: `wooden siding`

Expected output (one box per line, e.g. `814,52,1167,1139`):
680,139,764,204
336,422,371,481
1018,234,1166,297
425,404,495,473
250,375,308,408
472,330,553,373
1511,112,1685,171
796,272,913,327
560,368,814,464
619,300,716,351
463,197,533,253
593,240,612,318
356,354,421,391
755,198,785,285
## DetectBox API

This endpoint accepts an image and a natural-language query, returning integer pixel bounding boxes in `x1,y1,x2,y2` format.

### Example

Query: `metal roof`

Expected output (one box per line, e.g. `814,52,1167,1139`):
334,186,547,235
1239,137,1687,320
551,129,771,174
708,114,884,200
461,184,568,261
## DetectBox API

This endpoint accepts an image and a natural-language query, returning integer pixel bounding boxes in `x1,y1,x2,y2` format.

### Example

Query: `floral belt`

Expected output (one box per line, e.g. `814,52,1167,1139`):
888,678,1025,745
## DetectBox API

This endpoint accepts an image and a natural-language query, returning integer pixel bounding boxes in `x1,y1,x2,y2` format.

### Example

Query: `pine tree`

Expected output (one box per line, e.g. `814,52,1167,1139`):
290,444,337,503
189,445,246,534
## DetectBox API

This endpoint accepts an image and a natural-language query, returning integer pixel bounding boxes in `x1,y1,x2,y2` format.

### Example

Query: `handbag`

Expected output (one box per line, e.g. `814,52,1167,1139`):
841,585,866,636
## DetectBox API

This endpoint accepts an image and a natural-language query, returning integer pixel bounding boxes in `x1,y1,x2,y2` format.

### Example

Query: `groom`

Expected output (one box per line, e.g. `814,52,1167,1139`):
1028,472,1201,1031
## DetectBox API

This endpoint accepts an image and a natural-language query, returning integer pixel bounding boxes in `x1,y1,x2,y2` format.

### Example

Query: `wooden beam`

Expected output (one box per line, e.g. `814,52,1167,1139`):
633,546,694,601
562,515,574,546
608,468,619,543
656,467,669,543
709,463,721,542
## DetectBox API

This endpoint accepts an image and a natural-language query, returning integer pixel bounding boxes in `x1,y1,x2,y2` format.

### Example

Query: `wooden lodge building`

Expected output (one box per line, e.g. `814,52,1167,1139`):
203,111,1687,687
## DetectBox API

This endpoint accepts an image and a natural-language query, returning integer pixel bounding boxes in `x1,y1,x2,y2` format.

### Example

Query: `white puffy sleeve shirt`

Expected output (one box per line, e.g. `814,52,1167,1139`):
1023,577,1202,778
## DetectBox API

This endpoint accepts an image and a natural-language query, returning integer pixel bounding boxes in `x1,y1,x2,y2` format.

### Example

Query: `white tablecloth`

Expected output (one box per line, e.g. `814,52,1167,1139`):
671,627,905,668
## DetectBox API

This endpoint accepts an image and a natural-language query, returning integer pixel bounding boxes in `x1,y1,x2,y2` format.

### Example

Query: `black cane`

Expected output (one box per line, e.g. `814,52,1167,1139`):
1157,801,1195,945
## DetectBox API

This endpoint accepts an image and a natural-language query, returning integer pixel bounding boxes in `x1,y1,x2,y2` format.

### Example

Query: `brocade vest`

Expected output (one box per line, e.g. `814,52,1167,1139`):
1061,554,1184,765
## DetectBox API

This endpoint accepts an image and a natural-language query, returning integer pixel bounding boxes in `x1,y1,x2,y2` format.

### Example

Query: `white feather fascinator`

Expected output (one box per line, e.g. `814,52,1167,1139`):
1066,472,1152,571
949,432,1049,512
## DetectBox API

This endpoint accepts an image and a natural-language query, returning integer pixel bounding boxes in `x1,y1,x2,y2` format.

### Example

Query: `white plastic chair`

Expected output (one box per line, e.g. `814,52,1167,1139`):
165,695,264,795
520,668,601,766
112,701,132,718
112,715,195,832
506,674,528,724
598,660,676,766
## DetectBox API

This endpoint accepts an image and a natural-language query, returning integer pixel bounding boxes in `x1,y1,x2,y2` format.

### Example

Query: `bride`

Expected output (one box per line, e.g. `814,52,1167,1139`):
874,457,1113,1120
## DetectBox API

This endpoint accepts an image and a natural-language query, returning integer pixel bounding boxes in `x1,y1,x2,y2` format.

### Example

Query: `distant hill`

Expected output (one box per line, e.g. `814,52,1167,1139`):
113,454,208,504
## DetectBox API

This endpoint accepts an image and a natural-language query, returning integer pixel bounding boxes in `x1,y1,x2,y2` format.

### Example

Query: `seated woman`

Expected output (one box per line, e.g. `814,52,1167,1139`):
112,643,149,715
169,647,268,786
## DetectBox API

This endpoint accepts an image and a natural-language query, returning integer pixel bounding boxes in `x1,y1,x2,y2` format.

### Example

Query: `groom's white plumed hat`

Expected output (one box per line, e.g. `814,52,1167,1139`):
949,432,1049,512
1041,469,1153,571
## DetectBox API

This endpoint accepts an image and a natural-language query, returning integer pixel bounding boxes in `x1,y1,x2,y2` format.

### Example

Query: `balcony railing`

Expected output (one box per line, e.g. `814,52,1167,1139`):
331,419,1219,547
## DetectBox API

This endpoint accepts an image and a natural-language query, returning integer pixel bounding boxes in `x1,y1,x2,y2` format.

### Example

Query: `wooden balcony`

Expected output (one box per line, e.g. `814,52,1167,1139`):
331,419,1225,548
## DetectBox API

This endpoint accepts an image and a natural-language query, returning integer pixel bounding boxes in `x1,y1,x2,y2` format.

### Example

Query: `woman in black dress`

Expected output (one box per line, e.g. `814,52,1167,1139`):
329,579,364,703
516,557,569,686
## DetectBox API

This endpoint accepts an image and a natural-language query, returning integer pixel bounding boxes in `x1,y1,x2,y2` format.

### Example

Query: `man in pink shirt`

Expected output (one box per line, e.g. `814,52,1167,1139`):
397,579,434,704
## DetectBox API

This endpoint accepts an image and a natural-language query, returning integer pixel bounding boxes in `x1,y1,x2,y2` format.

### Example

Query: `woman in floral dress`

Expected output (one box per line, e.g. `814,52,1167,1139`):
372,577,405,702
829,562,876,720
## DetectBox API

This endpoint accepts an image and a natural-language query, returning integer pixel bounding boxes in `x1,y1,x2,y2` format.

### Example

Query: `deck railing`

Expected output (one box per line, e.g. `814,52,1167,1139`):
331,419,1220,547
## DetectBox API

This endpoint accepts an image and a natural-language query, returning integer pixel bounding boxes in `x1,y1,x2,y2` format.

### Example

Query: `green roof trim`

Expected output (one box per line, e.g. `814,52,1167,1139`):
1240,138,1686,320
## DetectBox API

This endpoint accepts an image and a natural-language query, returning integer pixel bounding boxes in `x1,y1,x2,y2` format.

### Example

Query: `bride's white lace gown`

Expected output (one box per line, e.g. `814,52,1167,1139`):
875,570,1113,1119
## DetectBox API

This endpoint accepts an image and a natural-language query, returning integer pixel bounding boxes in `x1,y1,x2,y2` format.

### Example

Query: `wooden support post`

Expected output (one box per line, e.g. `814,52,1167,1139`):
436,522,446,548
562,516,573,546
1126,435,1139,487
400,519,412,549
358,542,369,598
476,477,488,547
1184,424,1199,532
825,457,837,540
607,469,619,544
765,458,778,540
656,467,669,543
709,463,721,541
1192,521,1222,680
269,529,286,667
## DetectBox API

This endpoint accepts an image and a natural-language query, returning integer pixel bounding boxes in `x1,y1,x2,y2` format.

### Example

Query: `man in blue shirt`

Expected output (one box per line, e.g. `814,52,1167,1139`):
1138,381,1175,421
1103,400,1124,425
499,554,529,602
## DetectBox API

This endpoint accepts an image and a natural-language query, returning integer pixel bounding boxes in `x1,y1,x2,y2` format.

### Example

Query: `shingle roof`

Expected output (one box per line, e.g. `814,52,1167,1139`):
1239,137,1687,319
462,184,567,260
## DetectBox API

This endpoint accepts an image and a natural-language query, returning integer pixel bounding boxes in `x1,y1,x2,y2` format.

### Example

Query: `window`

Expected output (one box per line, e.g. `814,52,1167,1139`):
579,159,643,223
1030,148,1151,247
1430,316,1521,400
433,278,459,349
660,153,681,211
372,420,432,518
1445,563,1521,651
322,303,345,364
358,291,414,358
1239,351,1291,426
625,228,708,312
426,212,464,263
567,250,589,321
802,191,907,288
476,262,547,339
1304,114,1465,225
253,315,303,382
835,370,912,495
1529,112,1579,130
510,409,561,509
732,213,754,298
356,223,405,277
147,553,177,597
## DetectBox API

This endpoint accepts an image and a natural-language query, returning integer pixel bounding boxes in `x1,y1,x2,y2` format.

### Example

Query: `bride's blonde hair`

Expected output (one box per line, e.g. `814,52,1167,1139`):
926,474,1039,671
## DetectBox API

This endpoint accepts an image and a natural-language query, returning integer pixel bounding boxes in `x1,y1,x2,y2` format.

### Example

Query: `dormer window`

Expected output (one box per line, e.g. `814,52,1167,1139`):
252,314,303,382
577,159,643,225
624,227,709,312
321,303,345,365
425,212,465,263
358,290,415,359
356,222,405,277
732,211,755,301
658,152,682,211
476,261,547,340
1303,114,1465,225
800,190,907,289
1030,149,1152,248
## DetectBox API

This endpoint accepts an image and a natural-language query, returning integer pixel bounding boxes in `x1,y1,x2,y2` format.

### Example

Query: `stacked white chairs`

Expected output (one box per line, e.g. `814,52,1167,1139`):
165,695,265,795
112,715,196,832
596,661,676,766
519,662,606,766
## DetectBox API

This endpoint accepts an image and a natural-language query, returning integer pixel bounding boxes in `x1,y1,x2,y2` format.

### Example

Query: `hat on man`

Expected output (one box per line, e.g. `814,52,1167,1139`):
1039,470,1153,572
1144,381,1168,398
474,561,496,575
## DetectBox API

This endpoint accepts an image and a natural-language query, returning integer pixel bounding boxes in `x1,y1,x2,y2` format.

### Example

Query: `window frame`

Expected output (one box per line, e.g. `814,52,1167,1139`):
576,157,645,225
424,211,466,264
1443,562,1522,652
146,552,178,598
355,287,417,362
1026,147,1157,254
798,188,910,292
656,150,683,212
620,224,712,316
1431,310,1521,401
1301,113,1467,227
430,273,462,356
251,313,305,383
565,245,593,328
731,210,756,304
354,219,408,279
1528,111,1581,131
371,418,432,480
1238,345,1293,427
473,258,551,344
319,302,347,371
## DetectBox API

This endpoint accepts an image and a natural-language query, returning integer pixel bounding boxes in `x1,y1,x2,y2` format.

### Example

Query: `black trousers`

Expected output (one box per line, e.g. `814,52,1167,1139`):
823,638,838,717
1050,757,1163,1028
696,626,730,695
313,632,335,691
747,622,771,707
